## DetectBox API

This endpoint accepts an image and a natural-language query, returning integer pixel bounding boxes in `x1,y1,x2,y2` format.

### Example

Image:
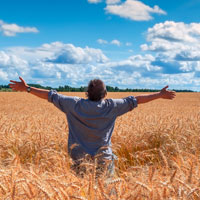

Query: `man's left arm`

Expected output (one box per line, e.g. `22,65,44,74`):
135,86,176,104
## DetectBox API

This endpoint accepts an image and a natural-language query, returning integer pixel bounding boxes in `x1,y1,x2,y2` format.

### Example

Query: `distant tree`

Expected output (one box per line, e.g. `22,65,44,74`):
0,84,195,92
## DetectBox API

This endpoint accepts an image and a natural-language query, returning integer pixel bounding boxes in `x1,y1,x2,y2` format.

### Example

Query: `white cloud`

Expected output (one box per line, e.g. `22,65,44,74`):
105,0,166,21
161,73,195,86
0,51,28,68
88,0,102,3
129,54,155,62
175,50,200,61
139,21,200,90
141,21,200,65
146,21,200,43
101,54,159,74
0,51,29,82
141,21,200,56
111,39,121,46
97,38,124,46
125,42,132,46
138,72,199,90
56,72,61,79
140,39,182,52
0,20,39,37
97,39,108,44
1,42,110,85
106,0,121,4
0,70,8,80
47,43,109,64
1,41,200,91
7,42,109,64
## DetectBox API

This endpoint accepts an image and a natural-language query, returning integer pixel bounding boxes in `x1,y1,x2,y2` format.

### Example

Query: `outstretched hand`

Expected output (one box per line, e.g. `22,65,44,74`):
160,85,176,100
9,77,28,92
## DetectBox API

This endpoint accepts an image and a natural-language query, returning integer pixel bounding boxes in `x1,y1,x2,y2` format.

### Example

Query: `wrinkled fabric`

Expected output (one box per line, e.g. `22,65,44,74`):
48,90,137,160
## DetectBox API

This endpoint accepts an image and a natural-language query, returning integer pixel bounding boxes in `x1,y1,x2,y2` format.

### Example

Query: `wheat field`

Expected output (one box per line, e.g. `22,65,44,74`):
0,92,199,199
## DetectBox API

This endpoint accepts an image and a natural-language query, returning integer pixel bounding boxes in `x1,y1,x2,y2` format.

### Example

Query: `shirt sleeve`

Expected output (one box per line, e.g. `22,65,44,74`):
112,96,138,117
48,90,79,113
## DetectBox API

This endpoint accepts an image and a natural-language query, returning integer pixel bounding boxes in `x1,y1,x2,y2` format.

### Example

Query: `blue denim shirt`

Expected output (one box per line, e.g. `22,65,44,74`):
48,90,137,160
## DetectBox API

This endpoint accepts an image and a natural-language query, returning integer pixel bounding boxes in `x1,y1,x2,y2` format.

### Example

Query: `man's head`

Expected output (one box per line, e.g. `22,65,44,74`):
86,79,107,101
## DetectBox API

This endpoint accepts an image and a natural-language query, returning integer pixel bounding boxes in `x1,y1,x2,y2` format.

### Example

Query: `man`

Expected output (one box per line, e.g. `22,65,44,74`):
9,77,176,177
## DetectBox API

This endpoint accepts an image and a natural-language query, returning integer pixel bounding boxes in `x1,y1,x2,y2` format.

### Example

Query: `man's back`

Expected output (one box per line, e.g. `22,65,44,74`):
48,90,138,160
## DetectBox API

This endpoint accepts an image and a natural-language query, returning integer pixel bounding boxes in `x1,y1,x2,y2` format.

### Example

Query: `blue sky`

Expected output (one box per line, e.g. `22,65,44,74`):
0,0,200,91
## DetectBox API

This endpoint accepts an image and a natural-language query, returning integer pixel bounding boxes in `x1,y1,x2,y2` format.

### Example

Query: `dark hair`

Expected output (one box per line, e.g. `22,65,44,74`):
86,79,107,101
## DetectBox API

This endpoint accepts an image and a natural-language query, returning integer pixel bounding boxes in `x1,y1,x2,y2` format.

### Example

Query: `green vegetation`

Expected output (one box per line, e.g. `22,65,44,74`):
0,85,12,92
0,84,194,92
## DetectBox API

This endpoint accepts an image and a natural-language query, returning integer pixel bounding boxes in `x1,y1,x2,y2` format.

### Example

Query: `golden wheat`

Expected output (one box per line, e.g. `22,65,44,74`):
0,92,199,199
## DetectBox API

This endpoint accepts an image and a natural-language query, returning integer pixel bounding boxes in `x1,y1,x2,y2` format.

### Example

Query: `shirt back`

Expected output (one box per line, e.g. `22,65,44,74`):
48,90,137,160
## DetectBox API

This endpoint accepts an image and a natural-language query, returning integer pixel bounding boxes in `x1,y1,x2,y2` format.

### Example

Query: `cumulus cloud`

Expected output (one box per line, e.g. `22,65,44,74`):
97,39,108,44
101,54,160,80
0,70,8,80
0,51,29,83
105,0,166,21
141,21,200,52
151,60,183,74
0,20,39,37
175,51,200,61
125,42,132,46
140,21,200,88
110,39,121,46
161,72,195,86
137,72,199,90
146,21,200,43
140,39,185,52
0,51,28,67
88,0,102,3
46,44,108,64
0,42,159,87
1,40,200,90
97,38,125,46
106,0,121,4
1,42,110,85
7,42,109,64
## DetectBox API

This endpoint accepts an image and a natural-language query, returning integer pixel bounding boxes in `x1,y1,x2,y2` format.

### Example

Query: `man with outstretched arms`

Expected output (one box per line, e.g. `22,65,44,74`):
9,77,176,176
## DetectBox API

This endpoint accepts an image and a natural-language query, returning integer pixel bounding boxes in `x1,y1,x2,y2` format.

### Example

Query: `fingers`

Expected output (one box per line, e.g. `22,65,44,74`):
168,92,176,100
10,77,25,84
9,84,17,91
9,84,16,90
170,91,176,97
19,76,25,83
9,84,21,92
9,84,15,88
10,80,19,83
162,85,169,90
162,89,176,100
170,94,176,99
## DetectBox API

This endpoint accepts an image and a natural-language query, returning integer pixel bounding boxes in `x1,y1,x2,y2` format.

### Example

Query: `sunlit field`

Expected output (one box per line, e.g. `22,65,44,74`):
0,92,199,199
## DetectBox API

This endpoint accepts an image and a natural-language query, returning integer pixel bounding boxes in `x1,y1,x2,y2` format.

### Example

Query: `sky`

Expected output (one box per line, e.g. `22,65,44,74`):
0,0,200,91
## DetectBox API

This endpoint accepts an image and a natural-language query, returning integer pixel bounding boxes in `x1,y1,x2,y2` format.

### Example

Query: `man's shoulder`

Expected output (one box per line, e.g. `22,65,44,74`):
60,94,82,100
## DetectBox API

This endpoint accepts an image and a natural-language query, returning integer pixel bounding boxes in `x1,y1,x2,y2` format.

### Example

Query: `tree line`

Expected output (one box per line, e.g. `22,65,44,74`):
0,84,194,92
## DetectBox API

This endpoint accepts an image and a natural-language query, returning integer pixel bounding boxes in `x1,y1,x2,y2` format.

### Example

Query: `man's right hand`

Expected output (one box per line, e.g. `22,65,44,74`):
9,77,28,92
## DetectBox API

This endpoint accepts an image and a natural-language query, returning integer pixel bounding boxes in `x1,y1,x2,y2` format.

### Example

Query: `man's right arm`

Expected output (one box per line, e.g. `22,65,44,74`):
9,76,78,114
9,77,49,100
